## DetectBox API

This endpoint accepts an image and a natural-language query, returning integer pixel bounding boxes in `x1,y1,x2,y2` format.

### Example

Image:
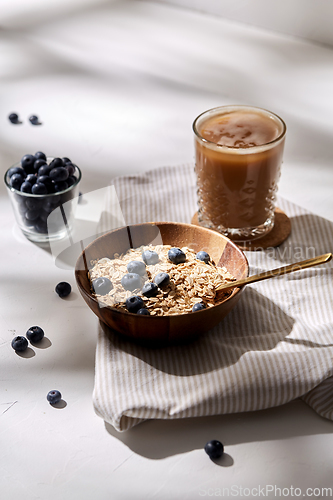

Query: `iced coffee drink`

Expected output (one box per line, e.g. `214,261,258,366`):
193,105,286,242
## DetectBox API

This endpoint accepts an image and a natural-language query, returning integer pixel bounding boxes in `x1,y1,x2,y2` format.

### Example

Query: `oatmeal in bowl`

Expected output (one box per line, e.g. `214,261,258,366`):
75,222,248,344
89,244,236,316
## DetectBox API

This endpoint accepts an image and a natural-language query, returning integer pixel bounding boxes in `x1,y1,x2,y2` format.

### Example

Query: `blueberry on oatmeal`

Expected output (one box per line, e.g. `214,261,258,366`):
153,272,170,288
196,251,210,264
168,247,186,264
142,282,158,298
142,250,159,265
121,273,141,291
127,260,146,276
137,308,150,315
92,277,112,296
192,302,206,312
125,296,144,313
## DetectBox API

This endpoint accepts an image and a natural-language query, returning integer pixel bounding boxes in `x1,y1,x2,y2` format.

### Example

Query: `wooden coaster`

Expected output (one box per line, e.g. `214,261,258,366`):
191,207,291,251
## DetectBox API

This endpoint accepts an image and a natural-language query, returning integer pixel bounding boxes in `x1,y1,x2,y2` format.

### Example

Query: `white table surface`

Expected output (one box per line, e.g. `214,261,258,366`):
1,2,332,499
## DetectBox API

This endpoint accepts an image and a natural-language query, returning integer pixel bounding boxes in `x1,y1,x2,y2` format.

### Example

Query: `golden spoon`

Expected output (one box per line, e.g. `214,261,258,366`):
215,252,332,292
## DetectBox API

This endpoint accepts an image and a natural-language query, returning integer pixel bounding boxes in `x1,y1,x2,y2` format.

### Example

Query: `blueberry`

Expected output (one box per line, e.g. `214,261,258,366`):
125,295,144,313
153,272,170,288
49,158,63,169
49,167,69,182
37,175,54,193
92,277,112,296
204,440,224,459
20,181,32,193
142,250,159,265
29,115,40,125
34,220,48,233
26,326,44,343
33,159,47,173
8,166,26,178
168,247,186,264
32,182,47,195
38,164,52,177
192,302,206,312
47,390,62,405
23,217,36,228
25,209,41,221
121,273,141,291
62,157,71,164
21,154,36,174
17,200,28,214
11,336,28,352
127,260,146,276
35,151,47,161
55,281,72,298
26,173,37,185
137,308,150,315
67,175,77,187
9,113,20,124
141,282,158,298
53,181,68,192
26,198,43,210
65,162,75,176
10,173,24,190
196,251,210,264
40,209,51,222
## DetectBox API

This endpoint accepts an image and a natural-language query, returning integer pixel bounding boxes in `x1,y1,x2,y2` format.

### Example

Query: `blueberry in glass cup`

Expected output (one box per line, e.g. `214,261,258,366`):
4,153,82,243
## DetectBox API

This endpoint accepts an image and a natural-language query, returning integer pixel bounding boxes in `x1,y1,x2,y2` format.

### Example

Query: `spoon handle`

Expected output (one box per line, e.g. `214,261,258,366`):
216,252,332,292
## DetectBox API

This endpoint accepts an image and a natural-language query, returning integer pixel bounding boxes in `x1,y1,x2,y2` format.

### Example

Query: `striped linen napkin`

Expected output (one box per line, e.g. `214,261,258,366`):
93,164,333,431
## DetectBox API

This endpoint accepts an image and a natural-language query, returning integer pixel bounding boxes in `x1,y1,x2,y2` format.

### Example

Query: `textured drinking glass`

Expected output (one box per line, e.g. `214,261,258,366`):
193,105,286,242
4,159,81,243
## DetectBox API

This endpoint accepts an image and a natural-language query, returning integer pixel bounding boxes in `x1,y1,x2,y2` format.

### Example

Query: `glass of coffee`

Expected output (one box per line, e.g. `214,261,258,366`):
193,105,286,242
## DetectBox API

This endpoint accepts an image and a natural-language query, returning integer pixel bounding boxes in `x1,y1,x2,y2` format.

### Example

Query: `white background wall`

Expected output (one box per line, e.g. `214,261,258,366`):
143,0,333,47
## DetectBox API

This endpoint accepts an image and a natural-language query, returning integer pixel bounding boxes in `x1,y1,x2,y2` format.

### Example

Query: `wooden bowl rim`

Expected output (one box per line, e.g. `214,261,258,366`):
74,221,249,320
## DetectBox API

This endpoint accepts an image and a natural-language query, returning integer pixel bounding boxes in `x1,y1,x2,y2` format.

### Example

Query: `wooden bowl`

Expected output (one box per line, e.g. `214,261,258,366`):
75,222,248,344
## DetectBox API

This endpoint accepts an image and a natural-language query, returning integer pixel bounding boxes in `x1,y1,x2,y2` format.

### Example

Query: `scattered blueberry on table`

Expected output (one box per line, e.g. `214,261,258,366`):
125,296,144,313
168,247,186,264
29,115,41,125
8,112,21,124
192,302,206,312
26,326,44,343
204,440,224,459
196,251,210,264
142,250,159,265
11,336,28,352
47,390,62,405
153,272,170,288
55,281,72,298
121,273,142,291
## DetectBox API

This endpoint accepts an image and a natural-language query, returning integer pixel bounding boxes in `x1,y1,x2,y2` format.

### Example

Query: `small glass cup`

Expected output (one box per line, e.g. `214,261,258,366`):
4,158,81,243
193,105,286,242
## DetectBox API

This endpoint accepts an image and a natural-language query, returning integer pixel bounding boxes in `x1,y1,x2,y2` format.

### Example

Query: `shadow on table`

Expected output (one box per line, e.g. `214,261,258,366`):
102,287,295,376
104,399,332,460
